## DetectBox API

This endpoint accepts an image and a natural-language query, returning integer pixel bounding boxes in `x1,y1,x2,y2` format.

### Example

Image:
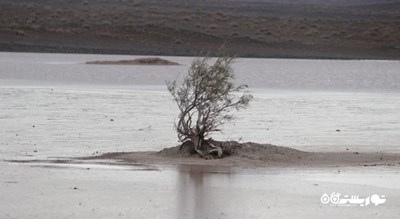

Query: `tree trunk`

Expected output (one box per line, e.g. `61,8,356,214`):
183,127,223,158
192,134,205,156
189,135,223,158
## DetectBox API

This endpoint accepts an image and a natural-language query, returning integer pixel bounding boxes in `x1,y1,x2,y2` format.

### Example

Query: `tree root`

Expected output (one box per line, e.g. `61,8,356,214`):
179,140,224,159
208,142,223,158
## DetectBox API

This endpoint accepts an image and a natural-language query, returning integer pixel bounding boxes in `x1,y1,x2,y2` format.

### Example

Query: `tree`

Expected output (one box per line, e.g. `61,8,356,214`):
167,56,253,158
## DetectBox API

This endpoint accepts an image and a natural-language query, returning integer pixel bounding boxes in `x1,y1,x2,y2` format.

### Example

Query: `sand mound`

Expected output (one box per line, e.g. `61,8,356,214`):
9,141,400,168
81,141,400,168
158,141,309,162
86,57,179,65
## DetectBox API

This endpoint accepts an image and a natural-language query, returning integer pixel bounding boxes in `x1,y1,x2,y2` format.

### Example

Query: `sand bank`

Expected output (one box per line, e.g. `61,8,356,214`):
72,142,400,168
85,57,179,65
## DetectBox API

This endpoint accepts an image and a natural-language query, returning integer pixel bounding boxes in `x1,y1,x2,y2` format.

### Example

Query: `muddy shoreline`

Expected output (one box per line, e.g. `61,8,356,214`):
84,152,400,168
83,142,400,168
9,143,400,169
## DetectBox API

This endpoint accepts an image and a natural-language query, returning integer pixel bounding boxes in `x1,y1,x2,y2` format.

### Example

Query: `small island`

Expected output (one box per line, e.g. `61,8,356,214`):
81,141,400,168
85,57,180,65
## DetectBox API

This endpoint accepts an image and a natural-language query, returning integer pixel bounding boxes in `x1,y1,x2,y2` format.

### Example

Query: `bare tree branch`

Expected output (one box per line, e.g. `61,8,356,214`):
167,56,253,158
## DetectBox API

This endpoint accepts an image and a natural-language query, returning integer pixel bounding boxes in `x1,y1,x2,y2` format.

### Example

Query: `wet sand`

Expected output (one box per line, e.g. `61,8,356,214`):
9,142,400,169
83,146,400,168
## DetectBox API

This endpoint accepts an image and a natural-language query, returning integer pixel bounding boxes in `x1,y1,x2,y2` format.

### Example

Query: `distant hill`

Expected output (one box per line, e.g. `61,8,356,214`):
243,0,400,6
1,0,399,59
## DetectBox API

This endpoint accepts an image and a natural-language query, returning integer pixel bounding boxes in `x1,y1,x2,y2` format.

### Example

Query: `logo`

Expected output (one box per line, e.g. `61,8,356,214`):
321,192,386,207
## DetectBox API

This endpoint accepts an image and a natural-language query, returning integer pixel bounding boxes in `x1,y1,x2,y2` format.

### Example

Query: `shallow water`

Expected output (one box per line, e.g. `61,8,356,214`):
0,52,400,92
1,52,400,218
1,87,400,162
1,52,400,158
1,161,399,219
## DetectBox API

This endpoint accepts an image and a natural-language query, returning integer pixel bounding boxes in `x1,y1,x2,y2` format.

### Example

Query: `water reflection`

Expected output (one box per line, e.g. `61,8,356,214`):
176,165,233,219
